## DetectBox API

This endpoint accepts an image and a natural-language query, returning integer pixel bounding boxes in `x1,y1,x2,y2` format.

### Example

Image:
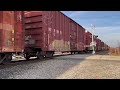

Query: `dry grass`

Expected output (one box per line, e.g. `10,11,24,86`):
109,47,120,56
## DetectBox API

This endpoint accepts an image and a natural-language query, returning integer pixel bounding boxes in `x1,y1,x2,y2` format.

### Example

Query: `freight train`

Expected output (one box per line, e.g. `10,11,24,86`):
0,11,109,64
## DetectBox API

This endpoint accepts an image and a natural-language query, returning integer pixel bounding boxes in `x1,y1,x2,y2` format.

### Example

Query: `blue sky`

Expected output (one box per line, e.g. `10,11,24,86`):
62,11,120,48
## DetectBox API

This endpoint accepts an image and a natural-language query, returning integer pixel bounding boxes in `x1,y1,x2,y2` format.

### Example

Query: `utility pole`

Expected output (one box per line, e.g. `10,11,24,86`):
91,24,95,54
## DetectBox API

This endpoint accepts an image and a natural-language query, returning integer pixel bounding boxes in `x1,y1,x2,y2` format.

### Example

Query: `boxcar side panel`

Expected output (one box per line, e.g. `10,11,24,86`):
14,11,24,52
24,11,42,17
25,11,86,53
24,11,44,50
0,12,3,52
77,25,85,51
42,11,55,51
0,11,24,53
2,11,15,52
63,14,70,52
70,20,77,51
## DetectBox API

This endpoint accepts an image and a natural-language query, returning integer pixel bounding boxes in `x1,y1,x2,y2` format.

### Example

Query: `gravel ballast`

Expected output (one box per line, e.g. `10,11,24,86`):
0,54,120,79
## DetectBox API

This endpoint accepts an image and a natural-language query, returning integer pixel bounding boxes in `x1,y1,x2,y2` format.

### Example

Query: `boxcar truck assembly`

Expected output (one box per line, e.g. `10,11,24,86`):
0,11,24,64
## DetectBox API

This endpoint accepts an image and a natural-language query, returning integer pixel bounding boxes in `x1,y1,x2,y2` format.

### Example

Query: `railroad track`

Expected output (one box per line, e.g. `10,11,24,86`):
0,51,103,65
0,53,72,65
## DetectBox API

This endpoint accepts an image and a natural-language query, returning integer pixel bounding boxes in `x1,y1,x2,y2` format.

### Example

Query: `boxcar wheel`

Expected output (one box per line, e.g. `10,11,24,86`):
49,52,54,58
25,56,30,60
37,52,43,60
24,54,30,60
2,54,12,64
71,52,73,55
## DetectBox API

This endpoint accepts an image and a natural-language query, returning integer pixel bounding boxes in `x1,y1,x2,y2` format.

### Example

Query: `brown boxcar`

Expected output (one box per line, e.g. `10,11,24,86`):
85,31,99,52
96,38,102,51
0,11,24,64
101,41,104,50
76,24,86,53
99,39,102,51
24,11,86,59
70,19,86,54
69,19,77,53
96,38,99,51
85,31,92,51
103,42,108,50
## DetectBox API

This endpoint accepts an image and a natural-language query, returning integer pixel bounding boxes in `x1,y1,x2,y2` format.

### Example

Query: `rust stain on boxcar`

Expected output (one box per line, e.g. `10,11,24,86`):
0,11,24,53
